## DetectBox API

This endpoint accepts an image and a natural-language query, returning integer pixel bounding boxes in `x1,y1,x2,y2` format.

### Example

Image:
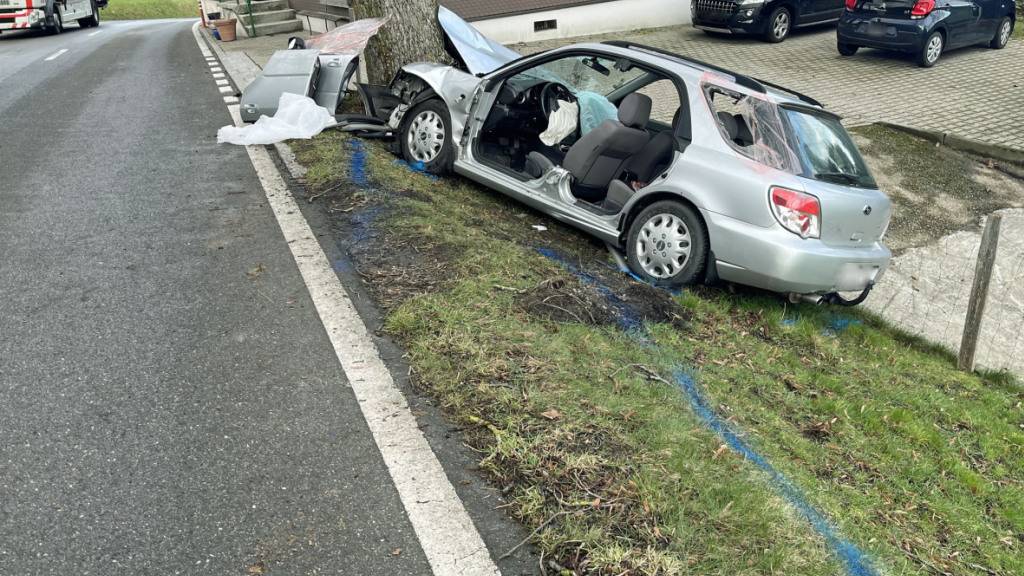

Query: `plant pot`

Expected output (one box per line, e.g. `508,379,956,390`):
214,18,237,42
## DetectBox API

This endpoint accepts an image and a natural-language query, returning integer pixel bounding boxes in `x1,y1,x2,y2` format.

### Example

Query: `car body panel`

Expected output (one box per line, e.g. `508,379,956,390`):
240,50,359,122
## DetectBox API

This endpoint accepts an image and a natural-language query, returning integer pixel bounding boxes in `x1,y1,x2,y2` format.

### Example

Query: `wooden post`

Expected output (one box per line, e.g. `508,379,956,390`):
958,213,1002,371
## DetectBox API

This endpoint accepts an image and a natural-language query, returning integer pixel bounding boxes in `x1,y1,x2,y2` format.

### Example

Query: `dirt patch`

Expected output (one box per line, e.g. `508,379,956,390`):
515,277,618,325
852,124,1024,252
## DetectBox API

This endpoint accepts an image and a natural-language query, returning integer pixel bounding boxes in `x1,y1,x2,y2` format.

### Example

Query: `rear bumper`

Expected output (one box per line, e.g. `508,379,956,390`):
837,13,931,51
0,8,45,31
705,210,891,295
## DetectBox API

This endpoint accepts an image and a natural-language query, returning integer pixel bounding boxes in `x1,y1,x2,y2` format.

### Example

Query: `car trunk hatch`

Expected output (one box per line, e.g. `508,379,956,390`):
815,181,892,248
852,0,917,18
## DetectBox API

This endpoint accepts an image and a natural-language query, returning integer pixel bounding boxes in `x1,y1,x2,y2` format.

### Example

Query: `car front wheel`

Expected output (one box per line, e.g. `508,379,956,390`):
399,99,453,175
626,201,708,288
990,17,1012,49
763,7,792,43
837,42,859,56
918,31,943,67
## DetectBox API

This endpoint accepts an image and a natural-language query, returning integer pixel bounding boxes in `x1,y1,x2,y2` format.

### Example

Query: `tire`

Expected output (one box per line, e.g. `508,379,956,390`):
917,31,943,67
763,7,792,43
837,42,859,56
48,8,63,34
626,201,708,288
990,16,1012,49
79,1,100,28
399,99,453,175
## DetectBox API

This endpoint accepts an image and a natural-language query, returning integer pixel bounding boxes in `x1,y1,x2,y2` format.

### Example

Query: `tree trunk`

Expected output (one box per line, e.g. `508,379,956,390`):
353,0,450,85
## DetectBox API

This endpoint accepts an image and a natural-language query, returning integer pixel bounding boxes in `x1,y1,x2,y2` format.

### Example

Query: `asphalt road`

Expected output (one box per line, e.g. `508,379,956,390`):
0,19,437,575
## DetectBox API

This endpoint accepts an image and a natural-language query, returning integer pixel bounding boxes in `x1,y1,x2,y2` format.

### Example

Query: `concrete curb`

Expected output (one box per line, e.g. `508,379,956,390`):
879,122,1024,167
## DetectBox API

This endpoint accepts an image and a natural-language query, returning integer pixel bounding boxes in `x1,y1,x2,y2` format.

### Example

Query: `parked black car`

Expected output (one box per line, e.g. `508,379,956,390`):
692,0,846,42
837,0,1015,66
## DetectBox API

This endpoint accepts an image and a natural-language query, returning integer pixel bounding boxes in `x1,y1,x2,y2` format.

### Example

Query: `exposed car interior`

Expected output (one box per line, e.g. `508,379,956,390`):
473,54,687,214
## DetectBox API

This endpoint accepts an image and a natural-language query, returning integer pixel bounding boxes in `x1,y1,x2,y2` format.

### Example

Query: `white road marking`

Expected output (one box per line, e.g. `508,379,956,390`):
213,72,225,79
88,30,102,37
218,86,233,94
44,49,68,61
210,66,222,73
215,79,229,86
223,96,239,104
190,20,501,576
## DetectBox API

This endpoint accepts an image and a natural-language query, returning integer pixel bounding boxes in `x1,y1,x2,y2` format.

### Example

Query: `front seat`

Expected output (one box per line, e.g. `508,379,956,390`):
562,93,652,201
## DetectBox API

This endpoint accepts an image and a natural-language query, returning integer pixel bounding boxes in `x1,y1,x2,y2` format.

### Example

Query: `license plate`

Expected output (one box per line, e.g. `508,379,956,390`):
867,21,888,36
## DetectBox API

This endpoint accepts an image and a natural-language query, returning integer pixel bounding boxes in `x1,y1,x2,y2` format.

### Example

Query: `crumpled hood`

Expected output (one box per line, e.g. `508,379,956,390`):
438,6,521,76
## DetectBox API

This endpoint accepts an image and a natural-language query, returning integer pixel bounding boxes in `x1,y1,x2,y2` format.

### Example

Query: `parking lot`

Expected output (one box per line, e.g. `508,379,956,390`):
518,23,1024,150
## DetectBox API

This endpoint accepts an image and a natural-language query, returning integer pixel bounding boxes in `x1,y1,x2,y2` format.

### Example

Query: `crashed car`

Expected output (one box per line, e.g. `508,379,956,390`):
362,9,893,303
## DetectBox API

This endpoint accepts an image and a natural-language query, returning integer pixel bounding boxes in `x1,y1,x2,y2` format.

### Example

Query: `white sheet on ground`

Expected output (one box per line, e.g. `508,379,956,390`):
218,92,336,146
539,100,579,146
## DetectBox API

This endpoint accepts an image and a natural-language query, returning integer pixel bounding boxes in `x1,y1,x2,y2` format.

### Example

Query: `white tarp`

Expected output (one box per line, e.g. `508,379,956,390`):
218,92,336,146
438,6,520,76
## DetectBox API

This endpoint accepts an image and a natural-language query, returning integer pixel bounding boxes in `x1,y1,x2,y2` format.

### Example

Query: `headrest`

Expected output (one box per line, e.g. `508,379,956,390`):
618,93,652,129
717,111,738,141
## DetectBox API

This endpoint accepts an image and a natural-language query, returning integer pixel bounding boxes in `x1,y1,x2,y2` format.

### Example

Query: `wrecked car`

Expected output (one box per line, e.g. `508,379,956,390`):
360,8,893,303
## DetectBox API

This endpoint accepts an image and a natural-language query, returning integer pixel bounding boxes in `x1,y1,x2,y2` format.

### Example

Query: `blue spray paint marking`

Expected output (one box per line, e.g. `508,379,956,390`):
779,315,862,336
780,317,798,327
537,248,648,340
349,139,369,188
350,205,383,244
393,159,439,180
674,369,878,576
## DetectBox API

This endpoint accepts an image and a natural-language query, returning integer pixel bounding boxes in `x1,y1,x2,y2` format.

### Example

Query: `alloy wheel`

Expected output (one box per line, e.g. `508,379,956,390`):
925,34,942,64
773,12,789,39
406,110,445,163
999,21,1011,46
635,213,691,279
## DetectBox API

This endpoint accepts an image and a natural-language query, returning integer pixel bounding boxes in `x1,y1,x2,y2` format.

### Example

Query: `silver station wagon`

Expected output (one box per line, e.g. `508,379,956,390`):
377,11,892,304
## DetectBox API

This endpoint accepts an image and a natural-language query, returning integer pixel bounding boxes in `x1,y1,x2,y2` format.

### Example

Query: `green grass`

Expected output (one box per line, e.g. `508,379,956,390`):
294,132,1024,576
102,0,196,20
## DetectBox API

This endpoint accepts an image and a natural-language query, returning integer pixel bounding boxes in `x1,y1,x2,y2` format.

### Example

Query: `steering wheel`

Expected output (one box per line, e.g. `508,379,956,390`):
540,82,576,118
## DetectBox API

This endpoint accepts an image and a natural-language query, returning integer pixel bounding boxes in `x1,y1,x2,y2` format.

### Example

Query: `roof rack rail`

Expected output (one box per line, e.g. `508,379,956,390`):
601,40,823,108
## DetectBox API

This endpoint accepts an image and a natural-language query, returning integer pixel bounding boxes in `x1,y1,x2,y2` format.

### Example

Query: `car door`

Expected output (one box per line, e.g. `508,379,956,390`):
812,0,846,21
940,0,983,48
971,0,1004,40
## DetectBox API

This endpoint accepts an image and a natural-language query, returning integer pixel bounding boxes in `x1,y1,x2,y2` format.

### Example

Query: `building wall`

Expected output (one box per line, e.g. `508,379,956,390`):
471,0,692,45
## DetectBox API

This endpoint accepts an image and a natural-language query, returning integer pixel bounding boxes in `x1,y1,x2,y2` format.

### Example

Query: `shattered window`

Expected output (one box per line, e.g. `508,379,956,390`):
703,83,801,175
525,55,645,96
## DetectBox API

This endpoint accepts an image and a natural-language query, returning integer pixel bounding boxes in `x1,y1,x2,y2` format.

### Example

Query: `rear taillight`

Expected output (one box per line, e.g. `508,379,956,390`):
770,186,820,239
845,0,858,10
910,0,935,18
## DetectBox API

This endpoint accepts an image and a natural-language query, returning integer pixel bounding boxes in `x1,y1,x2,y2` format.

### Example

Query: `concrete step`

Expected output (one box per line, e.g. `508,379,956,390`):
237,8,297,25
222,0,290,14
250,18,304,36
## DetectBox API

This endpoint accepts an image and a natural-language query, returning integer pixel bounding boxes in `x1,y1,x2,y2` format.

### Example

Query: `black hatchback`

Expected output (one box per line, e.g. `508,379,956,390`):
837,0,1016,66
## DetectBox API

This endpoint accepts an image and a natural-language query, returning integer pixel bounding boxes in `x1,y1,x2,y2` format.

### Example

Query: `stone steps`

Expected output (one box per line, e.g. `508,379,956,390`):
221,0,304,37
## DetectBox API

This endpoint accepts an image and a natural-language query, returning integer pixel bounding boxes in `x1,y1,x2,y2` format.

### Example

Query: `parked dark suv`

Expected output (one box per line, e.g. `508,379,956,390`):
837,0,1015,66
692,0,847,42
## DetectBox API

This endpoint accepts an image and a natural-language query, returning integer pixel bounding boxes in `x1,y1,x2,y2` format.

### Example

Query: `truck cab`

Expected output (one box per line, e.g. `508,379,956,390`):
0,0,105,34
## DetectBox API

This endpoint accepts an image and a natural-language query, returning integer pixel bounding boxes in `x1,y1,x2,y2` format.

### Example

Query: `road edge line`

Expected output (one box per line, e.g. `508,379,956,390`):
190,21,502,576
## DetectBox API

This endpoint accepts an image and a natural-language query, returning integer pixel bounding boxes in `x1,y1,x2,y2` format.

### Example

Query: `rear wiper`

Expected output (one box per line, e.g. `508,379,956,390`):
815,171,860,185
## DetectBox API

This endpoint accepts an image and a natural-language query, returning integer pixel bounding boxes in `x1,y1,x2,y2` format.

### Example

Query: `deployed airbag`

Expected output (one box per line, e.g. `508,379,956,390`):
539,100,579,146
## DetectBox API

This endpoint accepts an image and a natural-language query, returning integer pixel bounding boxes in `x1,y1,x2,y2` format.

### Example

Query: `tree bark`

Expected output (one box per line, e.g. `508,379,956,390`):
353,0,450,84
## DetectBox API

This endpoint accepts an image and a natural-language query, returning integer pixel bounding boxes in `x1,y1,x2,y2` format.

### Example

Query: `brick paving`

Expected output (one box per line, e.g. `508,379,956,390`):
516,24,1024,150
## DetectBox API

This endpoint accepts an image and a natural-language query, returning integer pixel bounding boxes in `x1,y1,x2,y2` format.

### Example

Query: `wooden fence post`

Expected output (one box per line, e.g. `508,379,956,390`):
958,213,1002,372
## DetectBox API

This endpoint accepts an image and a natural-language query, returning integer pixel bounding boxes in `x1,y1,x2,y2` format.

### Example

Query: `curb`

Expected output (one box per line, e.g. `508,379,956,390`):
879,122,1024,167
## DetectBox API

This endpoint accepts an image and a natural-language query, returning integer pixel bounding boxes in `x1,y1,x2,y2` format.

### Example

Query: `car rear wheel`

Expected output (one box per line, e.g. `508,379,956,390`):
990,17,1012,49
626,201,708,288
399,99,453,175
917,31,943,67
79,1,100,28
763,7,791,43
837,42,859,56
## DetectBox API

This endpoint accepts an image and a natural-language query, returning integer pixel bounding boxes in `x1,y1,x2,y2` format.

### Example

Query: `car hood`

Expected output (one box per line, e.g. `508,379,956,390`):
438,6,521,76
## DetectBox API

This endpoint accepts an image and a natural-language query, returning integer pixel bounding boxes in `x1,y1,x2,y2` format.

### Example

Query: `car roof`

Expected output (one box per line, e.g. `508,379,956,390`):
556,41,823,110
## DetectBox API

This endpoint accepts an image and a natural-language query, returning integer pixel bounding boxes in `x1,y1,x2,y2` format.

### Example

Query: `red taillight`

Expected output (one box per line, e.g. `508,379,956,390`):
770,186,821,239
845,0,858,10
911,0,935,17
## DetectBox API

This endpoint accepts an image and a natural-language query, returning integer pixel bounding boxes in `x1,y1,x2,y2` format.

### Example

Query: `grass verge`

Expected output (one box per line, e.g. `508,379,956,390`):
292,132,1023,575
102,0,196,20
